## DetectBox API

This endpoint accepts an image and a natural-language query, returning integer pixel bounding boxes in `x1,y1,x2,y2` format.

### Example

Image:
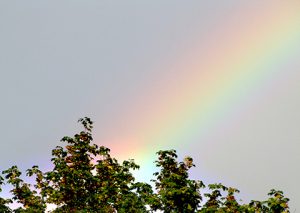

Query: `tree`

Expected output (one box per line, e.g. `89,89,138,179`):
2,118,150,212
0,118,290,212
150,150,203,212
0,175,12,213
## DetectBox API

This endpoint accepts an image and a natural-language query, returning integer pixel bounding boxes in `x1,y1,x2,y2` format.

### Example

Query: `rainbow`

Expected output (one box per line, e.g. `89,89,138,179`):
98,2,300,181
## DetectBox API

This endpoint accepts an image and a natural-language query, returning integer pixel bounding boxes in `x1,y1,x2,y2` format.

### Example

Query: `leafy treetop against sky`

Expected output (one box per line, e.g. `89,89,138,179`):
0,1,299,210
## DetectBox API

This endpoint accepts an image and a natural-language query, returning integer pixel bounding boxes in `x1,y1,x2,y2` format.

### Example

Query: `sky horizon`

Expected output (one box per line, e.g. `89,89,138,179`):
0,1,299,210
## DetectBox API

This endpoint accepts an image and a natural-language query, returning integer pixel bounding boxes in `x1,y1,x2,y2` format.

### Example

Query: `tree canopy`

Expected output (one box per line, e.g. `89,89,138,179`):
0,118,290,212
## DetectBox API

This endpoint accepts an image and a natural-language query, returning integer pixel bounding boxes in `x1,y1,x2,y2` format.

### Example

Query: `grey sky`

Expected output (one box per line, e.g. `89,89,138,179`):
0,1,299,210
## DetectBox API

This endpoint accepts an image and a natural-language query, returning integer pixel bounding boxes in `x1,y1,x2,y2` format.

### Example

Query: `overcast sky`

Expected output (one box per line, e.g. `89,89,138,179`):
0,1,299,210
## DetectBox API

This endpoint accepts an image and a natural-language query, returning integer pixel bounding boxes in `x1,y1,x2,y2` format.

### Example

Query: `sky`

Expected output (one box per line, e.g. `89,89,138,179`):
0,0,300,210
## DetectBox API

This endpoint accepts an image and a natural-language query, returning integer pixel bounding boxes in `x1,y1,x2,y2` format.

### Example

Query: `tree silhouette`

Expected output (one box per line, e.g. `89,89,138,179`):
0,118,290,212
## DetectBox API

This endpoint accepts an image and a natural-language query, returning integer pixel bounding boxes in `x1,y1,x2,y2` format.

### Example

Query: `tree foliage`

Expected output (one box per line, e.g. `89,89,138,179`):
0,118,290,212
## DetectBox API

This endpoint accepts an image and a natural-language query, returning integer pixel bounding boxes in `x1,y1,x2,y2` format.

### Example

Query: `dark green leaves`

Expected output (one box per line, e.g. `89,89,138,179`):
0,118,291,212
